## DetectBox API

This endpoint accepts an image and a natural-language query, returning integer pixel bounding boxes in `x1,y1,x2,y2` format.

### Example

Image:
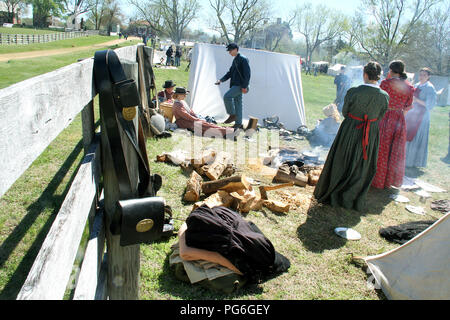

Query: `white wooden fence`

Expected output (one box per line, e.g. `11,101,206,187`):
0,44,141,299
0,31,90,45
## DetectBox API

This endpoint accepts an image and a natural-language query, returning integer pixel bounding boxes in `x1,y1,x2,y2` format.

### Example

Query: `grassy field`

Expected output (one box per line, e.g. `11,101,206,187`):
0,39,141,89
0,35,128,55
0,58,448,300
0,27,62,35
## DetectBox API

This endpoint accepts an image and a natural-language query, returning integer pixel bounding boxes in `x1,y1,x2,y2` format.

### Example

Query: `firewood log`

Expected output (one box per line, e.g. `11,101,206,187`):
205,151,231,180
193,190,236,210
263,200,290,213
183,171,203,202
201,175,251,195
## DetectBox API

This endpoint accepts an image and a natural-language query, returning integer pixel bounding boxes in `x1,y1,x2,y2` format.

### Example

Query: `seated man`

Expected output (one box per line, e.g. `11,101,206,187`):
156,80,176,102
172,87,234,138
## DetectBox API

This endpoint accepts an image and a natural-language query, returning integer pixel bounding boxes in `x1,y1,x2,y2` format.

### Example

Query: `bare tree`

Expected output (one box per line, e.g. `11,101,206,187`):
208,0,271,45
263,14,297,52
351,0,441,68
87,0,108,30
127,0,164,35
63,0,92,22
103,0,121,35
127,0,200,44
294,2,347,64
403,1,450,75
0,0,26,23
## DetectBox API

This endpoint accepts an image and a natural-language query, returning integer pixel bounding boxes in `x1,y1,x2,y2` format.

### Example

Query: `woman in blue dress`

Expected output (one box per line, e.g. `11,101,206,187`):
405,68,437,168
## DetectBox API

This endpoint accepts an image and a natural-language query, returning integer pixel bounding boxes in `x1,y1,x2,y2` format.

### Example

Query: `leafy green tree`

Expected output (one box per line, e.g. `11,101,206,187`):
28,0,64,28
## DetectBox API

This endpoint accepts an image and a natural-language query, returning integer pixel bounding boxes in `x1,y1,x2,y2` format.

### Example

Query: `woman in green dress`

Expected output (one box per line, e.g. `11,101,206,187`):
313,62,389,211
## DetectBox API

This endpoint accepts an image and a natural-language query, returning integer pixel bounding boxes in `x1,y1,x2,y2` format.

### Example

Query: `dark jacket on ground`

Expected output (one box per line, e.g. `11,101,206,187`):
185,205,290,282
220,53,251,89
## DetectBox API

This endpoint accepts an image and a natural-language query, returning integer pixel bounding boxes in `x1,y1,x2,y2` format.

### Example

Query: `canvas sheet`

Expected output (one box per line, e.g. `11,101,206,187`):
365,213,450,300
187,43,306,130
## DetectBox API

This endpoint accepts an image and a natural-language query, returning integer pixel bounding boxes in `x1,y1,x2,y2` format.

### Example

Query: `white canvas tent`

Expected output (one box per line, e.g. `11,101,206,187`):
186,43,306,130
365,212,450,300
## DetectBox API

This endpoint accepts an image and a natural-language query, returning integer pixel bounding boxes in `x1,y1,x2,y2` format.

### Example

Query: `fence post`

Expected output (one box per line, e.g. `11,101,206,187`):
101,60,140,300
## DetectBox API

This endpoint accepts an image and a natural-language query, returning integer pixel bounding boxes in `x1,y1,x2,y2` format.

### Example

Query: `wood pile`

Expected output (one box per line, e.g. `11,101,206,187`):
156,149,314,214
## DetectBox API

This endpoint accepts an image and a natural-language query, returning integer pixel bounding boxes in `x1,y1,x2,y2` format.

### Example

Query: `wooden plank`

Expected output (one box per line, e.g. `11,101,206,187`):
0,45,137,198
16,139,101,300
73,205,106,300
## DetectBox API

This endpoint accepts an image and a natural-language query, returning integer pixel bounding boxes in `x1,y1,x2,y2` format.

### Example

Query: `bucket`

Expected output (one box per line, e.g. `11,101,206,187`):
160,102,174,123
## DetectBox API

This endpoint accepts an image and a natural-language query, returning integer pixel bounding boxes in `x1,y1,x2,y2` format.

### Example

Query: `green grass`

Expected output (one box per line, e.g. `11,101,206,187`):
0,39,141,89
0,59,449,300
0,27,62,35
0,35,122,54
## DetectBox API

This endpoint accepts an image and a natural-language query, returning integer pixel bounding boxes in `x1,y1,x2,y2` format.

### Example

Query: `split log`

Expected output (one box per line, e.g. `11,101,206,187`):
193,190,236,210
191,149,216,169
230,190,263,213
183,171,203,202
195,165,209,176
202,175,251,195
156,154,167,162
263,200,290,213
205,151,231,180
222,163,236,177
308,170,321,186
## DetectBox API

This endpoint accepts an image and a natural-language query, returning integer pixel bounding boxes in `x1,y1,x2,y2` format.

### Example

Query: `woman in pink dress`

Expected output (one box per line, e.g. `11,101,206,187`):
171,87,235,138
372,60,414,189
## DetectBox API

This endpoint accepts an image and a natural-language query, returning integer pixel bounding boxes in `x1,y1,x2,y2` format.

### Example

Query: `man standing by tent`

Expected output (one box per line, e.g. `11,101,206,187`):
215,43,251,129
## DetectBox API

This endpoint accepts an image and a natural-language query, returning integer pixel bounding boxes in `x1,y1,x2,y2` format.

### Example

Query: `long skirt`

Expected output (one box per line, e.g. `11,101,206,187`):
372,110,406,189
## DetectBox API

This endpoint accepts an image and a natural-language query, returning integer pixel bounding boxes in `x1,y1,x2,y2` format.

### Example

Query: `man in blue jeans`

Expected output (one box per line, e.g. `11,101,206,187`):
215,43,251,129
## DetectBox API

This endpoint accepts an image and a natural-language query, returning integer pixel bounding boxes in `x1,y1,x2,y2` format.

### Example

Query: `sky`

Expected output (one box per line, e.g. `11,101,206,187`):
123,0,362,35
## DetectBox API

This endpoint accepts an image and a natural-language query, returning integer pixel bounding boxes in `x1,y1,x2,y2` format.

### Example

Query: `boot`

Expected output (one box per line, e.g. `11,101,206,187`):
223,114,236,124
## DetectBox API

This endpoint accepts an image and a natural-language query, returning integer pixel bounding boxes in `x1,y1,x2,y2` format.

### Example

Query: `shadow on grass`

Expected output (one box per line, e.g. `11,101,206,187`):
155,250,264,300
0,140,84,300
296,188,392,253
404,167,426,179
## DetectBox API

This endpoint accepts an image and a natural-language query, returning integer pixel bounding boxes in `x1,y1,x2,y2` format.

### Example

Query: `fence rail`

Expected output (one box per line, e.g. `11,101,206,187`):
0,44,140,300
0,31,91,45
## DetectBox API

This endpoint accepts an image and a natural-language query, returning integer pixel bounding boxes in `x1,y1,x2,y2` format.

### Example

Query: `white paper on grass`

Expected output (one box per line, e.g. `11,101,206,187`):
414,179,446,193
187,43,306,131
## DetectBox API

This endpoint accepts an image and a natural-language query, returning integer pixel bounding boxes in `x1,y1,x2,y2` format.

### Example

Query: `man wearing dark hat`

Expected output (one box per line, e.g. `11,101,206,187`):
215,43,251,129
156,80,176,102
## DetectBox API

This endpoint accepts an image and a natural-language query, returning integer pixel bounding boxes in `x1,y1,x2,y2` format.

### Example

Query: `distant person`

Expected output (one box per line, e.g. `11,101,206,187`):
142,34,147,46
172,87,234,138
305,64,312,75
314,65,318,76
215,43,251,130
405,67,437,168
334,66,352,113
166,46,173,66
185,48,193,71
372,60,414,189
313,62,389,211
175,46,182,67
308,104,341,147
